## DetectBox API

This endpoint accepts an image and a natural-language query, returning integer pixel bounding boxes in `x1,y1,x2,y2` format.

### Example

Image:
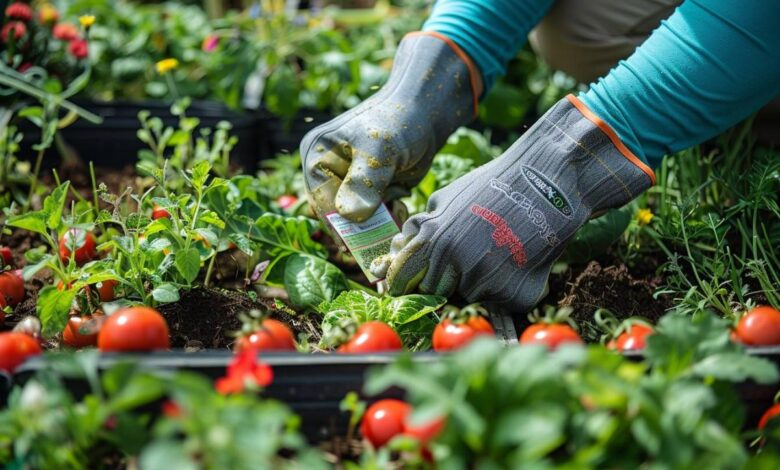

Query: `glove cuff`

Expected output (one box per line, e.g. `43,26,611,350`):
565,94,655,186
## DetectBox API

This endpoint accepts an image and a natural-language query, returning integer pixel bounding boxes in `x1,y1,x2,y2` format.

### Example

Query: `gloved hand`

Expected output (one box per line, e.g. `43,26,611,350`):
371,95,655,313
300,32,480,222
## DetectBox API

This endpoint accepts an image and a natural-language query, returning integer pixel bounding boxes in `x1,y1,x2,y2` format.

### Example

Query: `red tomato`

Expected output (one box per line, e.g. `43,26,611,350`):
62,311,103,348
337,321,403,353
94,280,117,302
433,316,494,352
361,399,410,448
759,403,780,431
0,332,42,373
235,319,297,352
404,414,446,446
59,228,97,266
0,270,24,306
0,246,12,266
151,204,171,220
277,195,298,210
735,306,780,346
519,323,583,350
97,306,170,352
612,324,654,351
0,293,6,325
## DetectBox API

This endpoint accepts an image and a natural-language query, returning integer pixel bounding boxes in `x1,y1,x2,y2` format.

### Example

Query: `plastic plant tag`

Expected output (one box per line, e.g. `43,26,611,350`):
325,204,400,283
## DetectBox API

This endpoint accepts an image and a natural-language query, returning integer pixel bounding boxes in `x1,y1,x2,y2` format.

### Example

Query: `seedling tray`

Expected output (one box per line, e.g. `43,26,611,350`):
18,100,263,172
8,348,780,443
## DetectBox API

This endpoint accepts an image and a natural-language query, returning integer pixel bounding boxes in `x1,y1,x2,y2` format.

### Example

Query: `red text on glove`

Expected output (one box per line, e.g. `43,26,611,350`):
470,204,527,267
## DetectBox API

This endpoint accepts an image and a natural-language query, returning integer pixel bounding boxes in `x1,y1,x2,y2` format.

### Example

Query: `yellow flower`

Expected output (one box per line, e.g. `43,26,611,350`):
155,58,179,75
79,14,95,29
636,208,654,226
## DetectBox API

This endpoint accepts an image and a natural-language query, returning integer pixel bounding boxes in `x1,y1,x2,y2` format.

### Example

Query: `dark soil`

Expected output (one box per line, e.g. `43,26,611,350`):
534,259,672,342
157,287,321,350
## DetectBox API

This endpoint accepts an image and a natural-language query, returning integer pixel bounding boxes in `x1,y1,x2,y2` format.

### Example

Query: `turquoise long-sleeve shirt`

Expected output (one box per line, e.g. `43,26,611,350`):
423,0,780,168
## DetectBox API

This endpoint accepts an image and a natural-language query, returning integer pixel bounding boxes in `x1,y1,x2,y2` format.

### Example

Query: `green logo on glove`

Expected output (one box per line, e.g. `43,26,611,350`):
521,167,573,217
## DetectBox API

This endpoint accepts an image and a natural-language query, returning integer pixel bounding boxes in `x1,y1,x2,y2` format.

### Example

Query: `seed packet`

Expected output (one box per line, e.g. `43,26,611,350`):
325,204,400,283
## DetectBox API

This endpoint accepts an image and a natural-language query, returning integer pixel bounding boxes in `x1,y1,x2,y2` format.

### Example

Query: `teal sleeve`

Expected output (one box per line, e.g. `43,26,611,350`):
580,0,780,168
422,0,555,93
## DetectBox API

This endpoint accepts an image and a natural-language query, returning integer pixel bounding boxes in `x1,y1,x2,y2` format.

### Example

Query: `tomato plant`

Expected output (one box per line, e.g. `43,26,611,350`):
610,324,654,351
151,204,171,220
235,316,297,353
734,305,780,346
59,228,97,266
337,321,403,353
520,323,582,350
360,399,410,448
0,246,12,266
97,306,170,352
62,311,103,348
0,270,24,306
0,332,41,373
433,304,494,352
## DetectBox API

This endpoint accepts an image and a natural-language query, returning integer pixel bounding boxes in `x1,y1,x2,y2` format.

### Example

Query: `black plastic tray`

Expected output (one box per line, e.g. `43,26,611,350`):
17,100,263,172
256,109,332,157
8,348,780,443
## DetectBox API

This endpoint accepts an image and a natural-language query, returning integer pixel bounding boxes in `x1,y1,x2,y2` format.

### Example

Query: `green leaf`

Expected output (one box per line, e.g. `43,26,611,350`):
37,285,77,338
152,284,180,303
189,160,211,191
691,352,779,384
175,248,201,283
8,211,48,236
386,294,446,325
284,254,348,310
561,207,632,264
43,182,69,230
254,214,327,259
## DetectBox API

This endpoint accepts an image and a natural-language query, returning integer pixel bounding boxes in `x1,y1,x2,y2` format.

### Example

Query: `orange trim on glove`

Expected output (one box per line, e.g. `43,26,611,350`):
407,31,481,118
566,94,656,185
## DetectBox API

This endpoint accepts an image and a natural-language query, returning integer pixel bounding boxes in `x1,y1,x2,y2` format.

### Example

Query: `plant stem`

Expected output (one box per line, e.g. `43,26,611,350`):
25,148,45,210
204,254,217,288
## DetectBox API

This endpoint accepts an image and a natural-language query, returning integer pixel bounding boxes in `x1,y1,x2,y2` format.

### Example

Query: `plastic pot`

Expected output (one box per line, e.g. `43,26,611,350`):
17,100,263,172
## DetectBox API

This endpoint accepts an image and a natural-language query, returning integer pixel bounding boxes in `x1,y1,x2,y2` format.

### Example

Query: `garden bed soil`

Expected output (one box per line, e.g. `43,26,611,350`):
3,165,673,350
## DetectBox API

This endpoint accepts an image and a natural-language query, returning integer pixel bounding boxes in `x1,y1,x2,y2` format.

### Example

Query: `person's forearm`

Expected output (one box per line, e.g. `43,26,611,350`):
580,0,780,168
423,0,555,94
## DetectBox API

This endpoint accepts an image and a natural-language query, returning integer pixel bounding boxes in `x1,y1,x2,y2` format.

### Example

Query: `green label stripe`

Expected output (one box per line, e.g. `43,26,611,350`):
521,166,573,217
341,223,399,248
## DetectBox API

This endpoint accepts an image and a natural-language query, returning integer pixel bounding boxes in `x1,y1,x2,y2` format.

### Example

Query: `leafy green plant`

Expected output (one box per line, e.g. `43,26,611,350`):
648,126,780,315
0,350,326,469
366,312,778,468
136,98,236,189
318,290,446,350
6,181,115,337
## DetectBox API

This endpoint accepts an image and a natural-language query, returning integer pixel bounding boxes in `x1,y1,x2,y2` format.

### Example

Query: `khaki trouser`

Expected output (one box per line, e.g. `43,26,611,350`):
528,0,779,142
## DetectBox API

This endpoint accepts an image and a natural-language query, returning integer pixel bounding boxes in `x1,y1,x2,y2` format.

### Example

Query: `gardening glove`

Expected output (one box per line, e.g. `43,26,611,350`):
300,32,480,222
371,95,656,313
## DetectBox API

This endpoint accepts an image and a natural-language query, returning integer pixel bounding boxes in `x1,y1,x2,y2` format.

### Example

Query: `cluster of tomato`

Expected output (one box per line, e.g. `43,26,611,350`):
0,227,172,375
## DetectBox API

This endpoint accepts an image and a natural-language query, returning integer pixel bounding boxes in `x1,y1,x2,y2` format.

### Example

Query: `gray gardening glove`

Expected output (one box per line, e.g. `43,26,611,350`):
300,32,480,222
371,95,656,313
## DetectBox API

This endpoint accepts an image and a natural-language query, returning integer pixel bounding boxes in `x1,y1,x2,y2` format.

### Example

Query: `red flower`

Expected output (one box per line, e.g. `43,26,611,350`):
215,348,273,395
161,400,183,418
1,21,26,42
201,34,219,52
68,38,88,59
52,22,78,41
5,3,32,22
